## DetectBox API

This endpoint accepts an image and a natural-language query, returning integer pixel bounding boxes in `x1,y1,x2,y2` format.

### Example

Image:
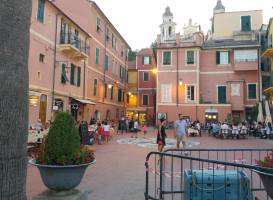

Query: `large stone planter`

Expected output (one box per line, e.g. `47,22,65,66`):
253,168,273,199
29,159,96,191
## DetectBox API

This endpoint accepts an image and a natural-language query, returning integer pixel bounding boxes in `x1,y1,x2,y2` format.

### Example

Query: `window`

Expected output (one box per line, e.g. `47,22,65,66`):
110,86,114,99
143,72,149,81
93,79,98,96
104,84,107,98
37,72,41,80
112,34,116,50
61,63,68,84
186,51,195,65
142,56,151,65
248,84,257,100
234,50,257,63
120,66,126,80
241,16,251,32
96,17,100,32
186,85,195,101
217,86,227,104
118,89,122,102
163,51,171,65
216,51,230,65
70,64,80,86
161,84,172,103
39,54,45,63
112,60,115,74
106,28,110,41
143,95,149,106
95,48,100,64
104,55,109,71
77,67,81,87
37,0,45,23
70,64,75,85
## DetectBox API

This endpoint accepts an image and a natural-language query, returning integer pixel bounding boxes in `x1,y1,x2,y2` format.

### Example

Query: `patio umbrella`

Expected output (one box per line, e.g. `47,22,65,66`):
257,102,264,123
265,100,272,124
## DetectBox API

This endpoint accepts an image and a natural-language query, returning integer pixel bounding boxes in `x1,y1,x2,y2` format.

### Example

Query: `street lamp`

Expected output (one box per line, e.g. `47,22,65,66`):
179,79,183,86
108,84,113,89
152,68,158,75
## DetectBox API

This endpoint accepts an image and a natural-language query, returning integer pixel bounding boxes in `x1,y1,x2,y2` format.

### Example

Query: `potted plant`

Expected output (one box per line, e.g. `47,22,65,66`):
254,151,273,198
29,112,95,191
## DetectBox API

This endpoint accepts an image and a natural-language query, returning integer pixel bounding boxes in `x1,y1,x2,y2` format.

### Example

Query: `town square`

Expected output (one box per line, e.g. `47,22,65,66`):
1,0,273,199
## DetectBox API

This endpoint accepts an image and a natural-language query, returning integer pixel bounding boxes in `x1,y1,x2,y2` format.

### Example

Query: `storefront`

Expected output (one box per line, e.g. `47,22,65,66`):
126,107,147,125
205,107,218,123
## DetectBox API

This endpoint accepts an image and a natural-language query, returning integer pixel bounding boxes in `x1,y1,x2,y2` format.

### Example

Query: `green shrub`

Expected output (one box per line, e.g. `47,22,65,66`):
43,112,81,165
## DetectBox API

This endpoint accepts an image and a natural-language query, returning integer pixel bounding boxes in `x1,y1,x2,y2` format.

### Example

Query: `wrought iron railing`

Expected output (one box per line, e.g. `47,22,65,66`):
60,32,90,55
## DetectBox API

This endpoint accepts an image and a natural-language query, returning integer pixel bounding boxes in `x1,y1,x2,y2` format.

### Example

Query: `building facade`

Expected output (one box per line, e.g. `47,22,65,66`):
156,2,261,124
137,48,157,125
29,0,130,126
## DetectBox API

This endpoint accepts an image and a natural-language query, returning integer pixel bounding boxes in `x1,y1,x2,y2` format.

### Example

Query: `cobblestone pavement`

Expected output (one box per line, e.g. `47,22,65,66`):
27,128,273,200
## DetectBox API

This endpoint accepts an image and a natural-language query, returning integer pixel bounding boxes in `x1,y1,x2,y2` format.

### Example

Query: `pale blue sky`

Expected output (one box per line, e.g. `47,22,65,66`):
95,0,272,50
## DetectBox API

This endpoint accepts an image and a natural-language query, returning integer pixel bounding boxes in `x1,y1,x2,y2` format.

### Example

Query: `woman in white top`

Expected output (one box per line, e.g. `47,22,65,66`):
103,121,111,143
132,120,139,138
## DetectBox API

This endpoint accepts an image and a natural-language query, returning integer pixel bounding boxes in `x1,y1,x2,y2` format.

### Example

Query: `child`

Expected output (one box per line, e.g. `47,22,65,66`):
143,123,148,138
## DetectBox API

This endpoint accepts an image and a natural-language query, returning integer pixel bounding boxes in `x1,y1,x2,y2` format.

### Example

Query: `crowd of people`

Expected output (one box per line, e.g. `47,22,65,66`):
207,120,273,139
78,117,148,145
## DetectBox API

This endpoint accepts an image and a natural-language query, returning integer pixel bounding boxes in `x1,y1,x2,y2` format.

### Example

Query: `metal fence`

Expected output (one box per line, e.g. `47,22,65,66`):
145,148,273,200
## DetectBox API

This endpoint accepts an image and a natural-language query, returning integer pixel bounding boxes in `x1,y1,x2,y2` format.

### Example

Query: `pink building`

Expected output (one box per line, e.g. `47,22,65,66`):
28,0,130,126
137,48,157,125
156,3,260,124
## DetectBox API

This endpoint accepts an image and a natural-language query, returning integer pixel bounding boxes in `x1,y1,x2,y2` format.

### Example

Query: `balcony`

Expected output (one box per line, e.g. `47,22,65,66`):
233,59,258,71
58,32,90,60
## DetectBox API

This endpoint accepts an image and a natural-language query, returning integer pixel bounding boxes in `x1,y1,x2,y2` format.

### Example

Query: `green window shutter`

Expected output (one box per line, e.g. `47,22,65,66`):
187,51,194,64
61,64,66,84
104,84,107,98
118,89,122,102
95,48,99,64
144,72,149,81
70,64,75,85
93,79,97,96
228,51,230,64
149,56,152,64
241,16,251,32
142,56,144,64
218,86,226,104
120,66,122,79
96,17,100,32
104,55,109,71
163,51,171,65
248,84,257,99
77,67,81,87
216,51,220,65
37,0,45,23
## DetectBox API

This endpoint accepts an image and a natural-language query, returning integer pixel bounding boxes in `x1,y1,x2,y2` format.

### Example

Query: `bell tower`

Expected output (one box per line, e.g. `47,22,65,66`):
213,0,225,15
159,6,176,42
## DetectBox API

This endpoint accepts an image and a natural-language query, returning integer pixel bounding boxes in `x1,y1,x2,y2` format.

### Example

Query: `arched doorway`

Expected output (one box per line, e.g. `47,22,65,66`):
106,110,111,121
94,110,100,121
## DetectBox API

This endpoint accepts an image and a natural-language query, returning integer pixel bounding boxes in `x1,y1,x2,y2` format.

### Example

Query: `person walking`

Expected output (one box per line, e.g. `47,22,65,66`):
174,115,188,149
103,121,110,143
157,118,166,152
132,119,139,138
143,123,148,138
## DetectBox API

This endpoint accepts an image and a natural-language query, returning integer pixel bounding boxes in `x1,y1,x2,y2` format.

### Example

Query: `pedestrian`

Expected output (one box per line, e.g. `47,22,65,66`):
132,119,139,138
79,121,89,145
103,121,110,143
174,115,188,149
143,123,148,138
157,118,166,153
96,122,103,145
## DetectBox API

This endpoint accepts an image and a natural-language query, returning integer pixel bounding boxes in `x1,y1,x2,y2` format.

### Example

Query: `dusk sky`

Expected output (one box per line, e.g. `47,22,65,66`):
95,0,272,50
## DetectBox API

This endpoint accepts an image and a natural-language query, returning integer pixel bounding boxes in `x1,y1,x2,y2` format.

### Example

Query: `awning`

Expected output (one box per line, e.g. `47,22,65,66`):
75,98,96,105
264,87,273,95
205,107,218,113
126,107,147,112
261,48,273,58
29,91,41,96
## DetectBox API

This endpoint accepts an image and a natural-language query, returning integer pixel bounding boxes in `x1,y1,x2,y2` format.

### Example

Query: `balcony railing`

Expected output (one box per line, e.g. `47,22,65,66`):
234,58,257,64
60,32,90,55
